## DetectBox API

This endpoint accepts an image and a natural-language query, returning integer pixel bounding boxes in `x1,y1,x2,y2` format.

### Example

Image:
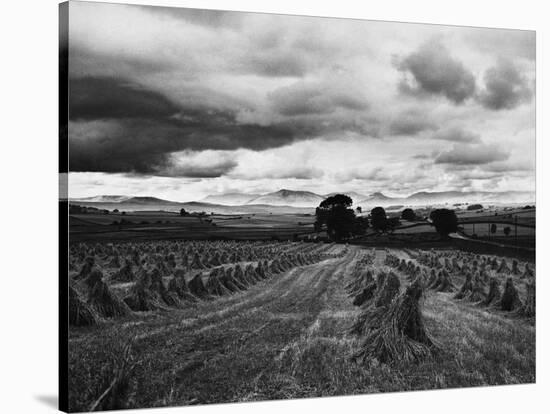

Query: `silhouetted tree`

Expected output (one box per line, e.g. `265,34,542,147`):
180,208,187,216
490,223,497,234
319,194,353,209
315,194,366,241
401,208,416,221
429,209,458,238
325,206,357,241
356,206,362,214
503,226,511,236
370,207,388,233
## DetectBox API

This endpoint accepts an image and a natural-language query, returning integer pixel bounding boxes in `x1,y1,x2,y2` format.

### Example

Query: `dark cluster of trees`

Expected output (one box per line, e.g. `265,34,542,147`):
400,208,417,221
314,195,402,242
370,207,401,233
314,195,368,242
429,209,458,237
315,195,462,242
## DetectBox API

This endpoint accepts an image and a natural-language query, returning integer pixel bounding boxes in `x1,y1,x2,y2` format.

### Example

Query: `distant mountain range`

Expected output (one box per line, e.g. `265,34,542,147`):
201,192,261,206
367,190,535,206
70,195,180,204
70,188,535,212
199,189,324,207
201,189,535,207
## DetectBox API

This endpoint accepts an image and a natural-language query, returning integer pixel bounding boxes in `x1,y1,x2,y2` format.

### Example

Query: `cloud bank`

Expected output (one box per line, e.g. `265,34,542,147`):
66,2,535,199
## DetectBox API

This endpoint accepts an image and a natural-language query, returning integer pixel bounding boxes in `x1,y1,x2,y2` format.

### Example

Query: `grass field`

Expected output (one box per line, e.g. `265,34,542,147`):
70,211,316,242
68,243,535,411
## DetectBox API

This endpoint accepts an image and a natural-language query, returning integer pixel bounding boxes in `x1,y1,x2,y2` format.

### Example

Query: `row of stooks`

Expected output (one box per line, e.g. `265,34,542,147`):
70,240,332,273
416,250,534,278
385,253,535,317
70,239,299,260
69,247,346,327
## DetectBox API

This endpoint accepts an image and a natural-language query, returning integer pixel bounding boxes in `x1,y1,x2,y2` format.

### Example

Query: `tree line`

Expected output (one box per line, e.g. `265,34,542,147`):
314,194,459,242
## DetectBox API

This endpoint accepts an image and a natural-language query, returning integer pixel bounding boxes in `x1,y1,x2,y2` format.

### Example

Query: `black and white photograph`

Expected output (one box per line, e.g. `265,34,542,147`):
58,1,538,412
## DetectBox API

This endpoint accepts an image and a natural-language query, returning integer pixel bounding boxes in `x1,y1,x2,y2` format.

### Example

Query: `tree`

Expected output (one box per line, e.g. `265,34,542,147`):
490,223,497,234
319,194,353,209
503,226,511,236
315,194,366,241
324,206,357,241
370,207,387,233
467,204,483,211
429,209,458,238
113,208,119,213
356,206,362,214
401,208,416,221
180,208,187,216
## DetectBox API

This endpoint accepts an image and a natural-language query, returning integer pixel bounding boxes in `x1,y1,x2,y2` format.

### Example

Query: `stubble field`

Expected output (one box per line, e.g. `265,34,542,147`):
67,241,535,412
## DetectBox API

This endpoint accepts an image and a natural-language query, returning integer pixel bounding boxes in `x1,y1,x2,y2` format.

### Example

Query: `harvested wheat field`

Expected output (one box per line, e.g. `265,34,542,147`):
67,240,535,412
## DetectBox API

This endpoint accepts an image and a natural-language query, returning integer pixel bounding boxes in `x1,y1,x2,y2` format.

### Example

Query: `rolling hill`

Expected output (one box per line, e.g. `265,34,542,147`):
246,189,324,207
201,192,260,206
71,189,535,213
357,190,535,207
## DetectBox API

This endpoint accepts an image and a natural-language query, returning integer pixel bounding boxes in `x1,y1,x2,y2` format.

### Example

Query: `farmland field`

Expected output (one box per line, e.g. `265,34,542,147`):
69,211,316,242
68,240,535,411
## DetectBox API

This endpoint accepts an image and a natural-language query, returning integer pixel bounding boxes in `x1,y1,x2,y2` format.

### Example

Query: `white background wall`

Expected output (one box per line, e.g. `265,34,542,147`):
0,0,547,413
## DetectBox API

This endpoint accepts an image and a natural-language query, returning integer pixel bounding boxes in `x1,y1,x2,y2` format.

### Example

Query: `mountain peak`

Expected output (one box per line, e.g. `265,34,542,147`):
275,189,316,196
275,189,293,195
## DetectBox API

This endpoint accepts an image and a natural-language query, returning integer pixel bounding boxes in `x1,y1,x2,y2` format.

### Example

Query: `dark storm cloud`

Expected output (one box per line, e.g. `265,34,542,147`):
478,59,533,110
435,144,509,165
68,70,382,176
432,127,481,143
388,111,437,136
68,75,313,175
395,40,476,104
69,114,297,175
69,77,180,120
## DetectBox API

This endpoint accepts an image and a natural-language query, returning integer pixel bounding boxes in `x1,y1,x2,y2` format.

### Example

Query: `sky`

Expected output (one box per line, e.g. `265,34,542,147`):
66,1,536,201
